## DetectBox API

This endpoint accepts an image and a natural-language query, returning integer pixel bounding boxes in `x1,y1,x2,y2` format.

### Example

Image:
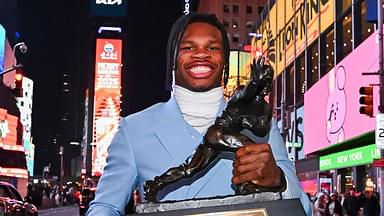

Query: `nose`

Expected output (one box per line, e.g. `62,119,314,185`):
191,48,210,59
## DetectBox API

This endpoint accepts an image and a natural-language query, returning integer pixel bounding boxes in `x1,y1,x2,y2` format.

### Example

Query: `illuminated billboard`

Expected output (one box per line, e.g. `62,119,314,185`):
319,144,379,171
255,0,334,75
0,107,28,178
92,38,122,176
304,32,380,155
90,0,127,17
0,24,5,73
224,51,252,98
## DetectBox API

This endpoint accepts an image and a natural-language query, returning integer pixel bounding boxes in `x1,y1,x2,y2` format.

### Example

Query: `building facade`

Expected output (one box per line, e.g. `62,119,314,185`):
16,76,35,176
253,0,377,195
197,0,268,50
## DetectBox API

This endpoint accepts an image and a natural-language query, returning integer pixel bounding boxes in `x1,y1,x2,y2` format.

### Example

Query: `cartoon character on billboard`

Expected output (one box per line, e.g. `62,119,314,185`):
326,66,346,144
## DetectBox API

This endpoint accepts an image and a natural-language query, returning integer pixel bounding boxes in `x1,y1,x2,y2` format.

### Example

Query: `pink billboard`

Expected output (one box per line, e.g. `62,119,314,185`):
304,32,380,155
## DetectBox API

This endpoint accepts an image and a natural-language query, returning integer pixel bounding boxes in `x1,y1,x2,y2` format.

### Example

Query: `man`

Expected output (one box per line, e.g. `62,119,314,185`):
361,190,380,216
342,188,361,216
87,13,312,216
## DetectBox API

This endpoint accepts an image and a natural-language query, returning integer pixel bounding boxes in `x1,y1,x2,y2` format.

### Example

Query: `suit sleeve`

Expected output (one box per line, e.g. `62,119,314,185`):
267,119,313,216
87,119,138,216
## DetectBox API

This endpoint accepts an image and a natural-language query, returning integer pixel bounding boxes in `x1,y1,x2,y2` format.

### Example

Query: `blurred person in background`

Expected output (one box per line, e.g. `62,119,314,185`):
325,192,343,216
315,193,326,216
361,190,380,216
342,188,360,216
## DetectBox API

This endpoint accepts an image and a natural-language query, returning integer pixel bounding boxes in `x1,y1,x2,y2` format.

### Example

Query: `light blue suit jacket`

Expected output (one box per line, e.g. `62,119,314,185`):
87,96,312,216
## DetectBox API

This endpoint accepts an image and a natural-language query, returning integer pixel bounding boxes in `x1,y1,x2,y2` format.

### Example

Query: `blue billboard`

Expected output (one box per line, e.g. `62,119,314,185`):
0,24,5,73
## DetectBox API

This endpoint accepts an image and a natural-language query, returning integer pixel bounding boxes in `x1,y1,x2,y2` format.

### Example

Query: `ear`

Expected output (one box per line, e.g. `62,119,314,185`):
336,66,346,90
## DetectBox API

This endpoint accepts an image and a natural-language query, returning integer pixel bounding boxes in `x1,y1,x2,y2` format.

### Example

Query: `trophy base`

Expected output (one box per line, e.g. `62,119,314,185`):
135,192,282,214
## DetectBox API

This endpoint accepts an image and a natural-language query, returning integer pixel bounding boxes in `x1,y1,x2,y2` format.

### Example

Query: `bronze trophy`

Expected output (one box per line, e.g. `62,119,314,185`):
144,56,279,202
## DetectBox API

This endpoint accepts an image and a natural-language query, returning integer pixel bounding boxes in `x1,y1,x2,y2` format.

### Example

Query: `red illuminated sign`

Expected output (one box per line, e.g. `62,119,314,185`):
92,38,122,176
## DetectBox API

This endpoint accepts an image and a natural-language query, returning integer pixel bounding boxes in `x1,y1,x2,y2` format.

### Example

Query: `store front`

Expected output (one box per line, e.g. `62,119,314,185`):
319,144,380,193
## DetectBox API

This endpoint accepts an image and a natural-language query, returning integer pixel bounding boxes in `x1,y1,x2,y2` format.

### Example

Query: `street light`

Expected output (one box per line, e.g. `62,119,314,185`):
0,42,28,74
59,145,64,206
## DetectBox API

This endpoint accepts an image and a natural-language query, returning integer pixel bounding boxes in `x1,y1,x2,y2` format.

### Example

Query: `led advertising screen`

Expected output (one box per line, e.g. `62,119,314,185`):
304,32,380,155
90,0,127,17
92,38,122,176
0,107,28,178
278,106,304,161
0,24,5,73
319,144,379,171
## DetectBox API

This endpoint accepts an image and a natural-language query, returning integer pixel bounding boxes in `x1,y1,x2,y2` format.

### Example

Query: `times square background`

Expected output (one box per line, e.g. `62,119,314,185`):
0,0,384,214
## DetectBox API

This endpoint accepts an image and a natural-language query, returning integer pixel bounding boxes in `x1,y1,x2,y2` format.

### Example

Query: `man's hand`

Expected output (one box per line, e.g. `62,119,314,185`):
232,143,282,188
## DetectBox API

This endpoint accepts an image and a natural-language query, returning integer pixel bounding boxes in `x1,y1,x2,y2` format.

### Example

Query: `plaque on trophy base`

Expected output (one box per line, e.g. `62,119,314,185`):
134,192,306,216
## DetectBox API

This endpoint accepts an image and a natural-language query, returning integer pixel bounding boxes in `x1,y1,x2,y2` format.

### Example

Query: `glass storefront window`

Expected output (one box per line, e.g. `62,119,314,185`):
320,28,335,77
295,54,305,105
285,64,294,107
354,0,375,47
307,42,319,89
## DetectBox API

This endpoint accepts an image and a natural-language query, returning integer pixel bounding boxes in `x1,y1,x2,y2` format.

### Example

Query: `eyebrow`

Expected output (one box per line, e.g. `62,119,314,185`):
180,39,222,44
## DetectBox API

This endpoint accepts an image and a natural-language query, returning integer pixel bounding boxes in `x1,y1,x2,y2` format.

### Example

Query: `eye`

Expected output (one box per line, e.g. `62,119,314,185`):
208,46,220,51
180,46,194,51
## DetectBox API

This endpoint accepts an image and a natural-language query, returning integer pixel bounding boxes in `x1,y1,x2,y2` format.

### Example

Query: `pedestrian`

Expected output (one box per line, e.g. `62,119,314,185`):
315,193,327,216
325,192,343,216
342,188,361,216
87,13,312,216
361,190,380,216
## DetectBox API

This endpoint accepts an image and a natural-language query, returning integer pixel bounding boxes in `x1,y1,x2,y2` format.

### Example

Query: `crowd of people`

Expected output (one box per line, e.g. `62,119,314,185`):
313,188,380,216
25,181,81,208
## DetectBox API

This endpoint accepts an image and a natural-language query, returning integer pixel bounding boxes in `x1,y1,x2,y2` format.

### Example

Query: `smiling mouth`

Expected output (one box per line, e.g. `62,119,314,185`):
187,65,215,78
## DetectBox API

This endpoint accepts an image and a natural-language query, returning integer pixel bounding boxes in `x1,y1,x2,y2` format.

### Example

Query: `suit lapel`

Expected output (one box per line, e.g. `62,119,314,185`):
153,96,198,161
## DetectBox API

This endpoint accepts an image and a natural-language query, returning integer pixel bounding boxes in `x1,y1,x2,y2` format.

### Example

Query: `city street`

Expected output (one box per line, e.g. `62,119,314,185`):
39,206,80,216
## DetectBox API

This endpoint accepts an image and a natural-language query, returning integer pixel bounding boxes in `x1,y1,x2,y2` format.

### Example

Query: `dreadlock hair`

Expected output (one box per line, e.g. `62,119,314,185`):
165,13,230,91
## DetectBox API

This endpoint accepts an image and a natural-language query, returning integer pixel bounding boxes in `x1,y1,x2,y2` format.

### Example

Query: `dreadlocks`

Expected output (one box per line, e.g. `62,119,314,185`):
165,13,230,91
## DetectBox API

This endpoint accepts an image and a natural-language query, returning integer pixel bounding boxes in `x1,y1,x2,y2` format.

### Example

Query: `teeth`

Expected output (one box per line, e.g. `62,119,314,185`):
190,66,211,73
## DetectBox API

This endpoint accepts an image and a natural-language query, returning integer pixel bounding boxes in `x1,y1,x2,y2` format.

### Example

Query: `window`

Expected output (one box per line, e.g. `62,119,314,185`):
336,10,352,63
276,74,283,120
336,0,352,17
246,6,253,14
258,6,264,14
20,101,24,106
232,34,239,43
233,5,239,14
232,19,239,29
307,42,319,89
354,0,375,47
320,27,335,76
223,19,229,28
285,64,294,107
295,53,305,105
223,4,230,13
246,21,253,29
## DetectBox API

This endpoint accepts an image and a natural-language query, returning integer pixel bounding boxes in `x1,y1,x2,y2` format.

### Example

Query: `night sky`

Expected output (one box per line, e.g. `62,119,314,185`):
16,1,184,177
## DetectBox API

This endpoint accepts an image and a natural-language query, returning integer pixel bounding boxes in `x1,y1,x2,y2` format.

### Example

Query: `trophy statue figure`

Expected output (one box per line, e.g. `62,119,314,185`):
144,56,275,202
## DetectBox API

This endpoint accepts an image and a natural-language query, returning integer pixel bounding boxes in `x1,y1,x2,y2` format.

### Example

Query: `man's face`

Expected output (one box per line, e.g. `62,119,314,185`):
175,22,225,92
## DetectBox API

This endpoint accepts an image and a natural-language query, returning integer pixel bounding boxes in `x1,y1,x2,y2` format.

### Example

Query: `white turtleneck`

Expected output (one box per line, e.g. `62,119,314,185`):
173,85,224,133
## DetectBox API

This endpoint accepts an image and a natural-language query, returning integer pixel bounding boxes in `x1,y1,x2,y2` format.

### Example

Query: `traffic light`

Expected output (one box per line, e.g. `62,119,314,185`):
359,86,373,117
13,67,23,97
